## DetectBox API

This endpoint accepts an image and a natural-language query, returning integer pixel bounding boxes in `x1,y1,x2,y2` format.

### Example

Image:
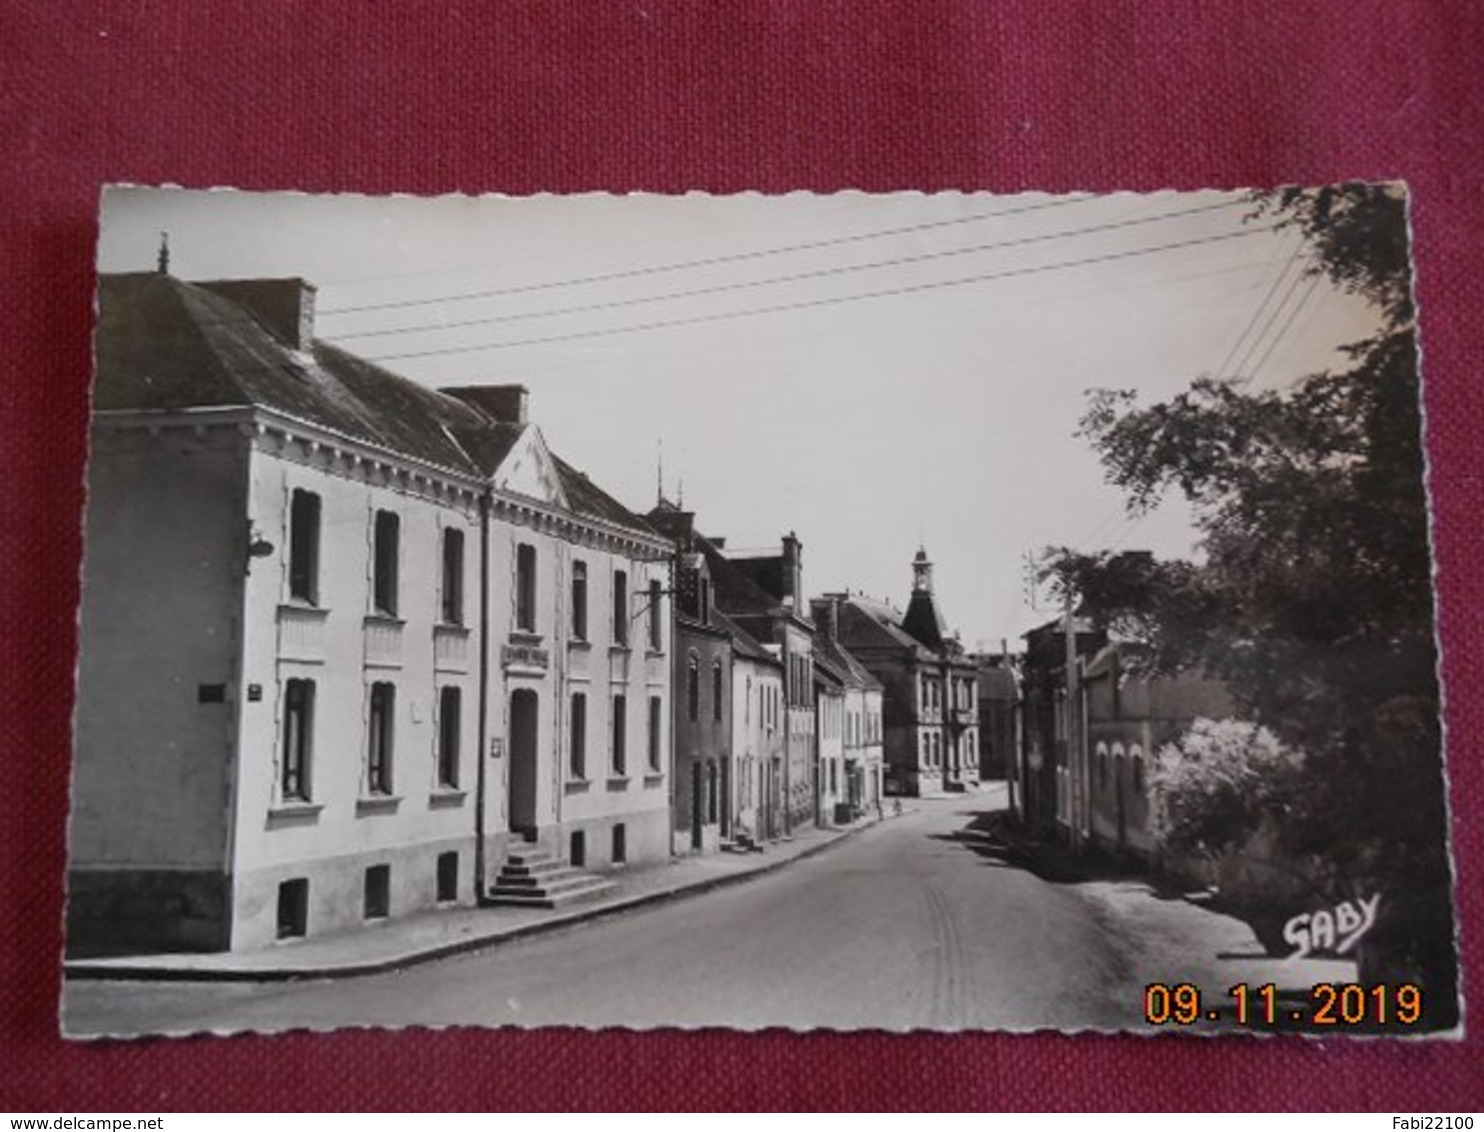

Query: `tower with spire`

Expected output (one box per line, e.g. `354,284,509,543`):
902,545,951,653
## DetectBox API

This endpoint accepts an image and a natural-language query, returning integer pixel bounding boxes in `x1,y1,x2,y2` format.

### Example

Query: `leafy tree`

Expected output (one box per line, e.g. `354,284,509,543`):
1042,184,1456,1026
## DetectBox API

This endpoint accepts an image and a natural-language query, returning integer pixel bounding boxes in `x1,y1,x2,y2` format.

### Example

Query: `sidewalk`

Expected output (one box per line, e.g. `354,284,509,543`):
64,810,891,983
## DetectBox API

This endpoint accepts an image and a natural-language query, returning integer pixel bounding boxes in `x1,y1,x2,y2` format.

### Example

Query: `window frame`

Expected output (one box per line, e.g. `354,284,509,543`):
281,677,315,802
570,691,588,779
516,542,537,633
288,489,321,605
612,692,627,776
437,685,461,789
647,577,663,651
441,526,465,626
372,509,400,617
367,681,396,796
613,567,629,647
647,694,662,773
687,653,700,721
571,560,588,641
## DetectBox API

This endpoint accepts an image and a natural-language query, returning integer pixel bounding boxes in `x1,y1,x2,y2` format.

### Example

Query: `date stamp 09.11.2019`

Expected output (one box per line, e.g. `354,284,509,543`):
1142,981,1425,1032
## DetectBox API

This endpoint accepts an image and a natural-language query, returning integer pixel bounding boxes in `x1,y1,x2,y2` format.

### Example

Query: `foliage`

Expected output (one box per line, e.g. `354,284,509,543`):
1148,718,1302,859
1042,184,1455,1021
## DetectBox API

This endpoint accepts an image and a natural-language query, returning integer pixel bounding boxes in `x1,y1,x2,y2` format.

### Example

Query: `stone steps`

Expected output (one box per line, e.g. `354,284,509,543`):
488,847,617,909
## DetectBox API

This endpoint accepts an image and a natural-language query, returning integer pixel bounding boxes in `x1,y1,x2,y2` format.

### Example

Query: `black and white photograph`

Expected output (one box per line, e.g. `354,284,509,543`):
61,185,1459,1039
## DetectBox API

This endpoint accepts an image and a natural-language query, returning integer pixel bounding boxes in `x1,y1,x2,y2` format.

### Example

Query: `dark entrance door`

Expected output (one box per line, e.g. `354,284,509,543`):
690,761,704,850
509,689,539,836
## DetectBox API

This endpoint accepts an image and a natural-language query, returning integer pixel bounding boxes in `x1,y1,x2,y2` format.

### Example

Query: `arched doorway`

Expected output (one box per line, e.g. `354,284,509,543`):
509,689,539,837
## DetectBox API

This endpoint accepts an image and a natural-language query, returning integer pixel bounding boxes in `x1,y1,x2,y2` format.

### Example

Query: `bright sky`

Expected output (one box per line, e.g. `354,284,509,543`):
96,186,1383,649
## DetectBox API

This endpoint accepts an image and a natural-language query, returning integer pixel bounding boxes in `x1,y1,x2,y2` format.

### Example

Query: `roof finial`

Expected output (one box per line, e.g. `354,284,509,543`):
656,437,664,506
156,231,170,275
677,476,684,508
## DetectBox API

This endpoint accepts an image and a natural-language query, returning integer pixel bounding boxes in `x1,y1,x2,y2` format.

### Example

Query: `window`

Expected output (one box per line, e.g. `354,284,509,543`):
571,561,588,639
612,823,627,865
613,568,629,646
281,678,314,801
276,878,308,939
516,543,537,632
698,576,711,625
288,489,321,604
373,510,400,616
687,654,700,721
745,677,752,723
648,695,662,772
712,660,724,721
436,851,458,903
363,865,390,920
441,527,465,625
437,686,461,789
648,578,663,650
367,682,395,795
612,694,627,775
570,692,587,778
569,829,586,868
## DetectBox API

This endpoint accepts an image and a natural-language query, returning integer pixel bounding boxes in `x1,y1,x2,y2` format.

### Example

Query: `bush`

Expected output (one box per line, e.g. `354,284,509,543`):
1150,718,1303,859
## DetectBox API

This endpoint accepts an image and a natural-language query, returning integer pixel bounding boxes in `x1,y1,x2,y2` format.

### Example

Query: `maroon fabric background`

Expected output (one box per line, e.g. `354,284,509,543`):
1,0,1480,1111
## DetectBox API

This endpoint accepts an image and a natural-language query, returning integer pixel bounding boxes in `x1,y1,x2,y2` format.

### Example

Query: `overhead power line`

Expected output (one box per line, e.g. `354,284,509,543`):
318,195,1105,316
360,223,1277,363
1245,270,1327,388
1210,237,1306,381
1228,254,1315,384
329,201,1244,341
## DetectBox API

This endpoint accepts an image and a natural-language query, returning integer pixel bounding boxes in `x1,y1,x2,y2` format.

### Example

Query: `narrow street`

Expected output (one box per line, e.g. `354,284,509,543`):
64,792,1296,1037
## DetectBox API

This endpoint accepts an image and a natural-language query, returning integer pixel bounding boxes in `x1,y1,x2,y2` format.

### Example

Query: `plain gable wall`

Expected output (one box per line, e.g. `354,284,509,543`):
68,424,246,951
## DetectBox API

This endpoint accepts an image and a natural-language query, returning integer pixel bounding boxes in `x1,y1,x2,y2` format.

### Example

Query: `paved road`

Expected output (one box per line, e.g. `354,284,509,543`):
65,792,1145,1036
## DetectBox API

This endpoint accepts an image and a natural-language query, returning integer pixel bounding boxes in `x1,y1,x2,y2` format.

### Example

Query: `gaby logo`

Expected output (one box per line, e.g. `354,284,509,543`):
1283,894,1381,959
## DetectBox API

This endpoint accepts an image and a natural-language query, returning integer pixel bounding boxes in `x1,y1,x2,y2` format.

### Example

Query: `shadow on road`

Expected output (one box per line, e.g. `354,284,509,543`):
931,809,1197,903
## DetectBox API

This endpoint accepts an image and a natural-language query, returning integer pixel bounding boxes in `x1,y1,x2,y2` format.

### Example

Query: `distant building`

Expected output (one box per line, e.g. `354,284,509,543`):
1018,615,1106,837
706,534,818,832
830,548,979,796
973,653,1020,785
726,611,786,846
1082,644,1234,857
69,270,670,955
646,505,732,855
811,596,885,821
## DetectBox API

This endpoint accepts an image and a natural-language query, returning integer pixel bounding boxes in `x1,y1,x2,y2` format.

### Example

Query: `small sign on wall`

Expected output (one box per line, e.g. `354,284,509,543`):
489,737,503,759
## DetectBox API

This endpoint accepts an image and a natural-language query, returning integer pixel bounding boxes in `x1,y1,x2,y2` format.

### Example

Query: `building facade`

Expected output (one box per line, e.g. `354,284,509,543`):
830,548,979,797
728,618,786,845
1081,645,1234,858
69,270,670,955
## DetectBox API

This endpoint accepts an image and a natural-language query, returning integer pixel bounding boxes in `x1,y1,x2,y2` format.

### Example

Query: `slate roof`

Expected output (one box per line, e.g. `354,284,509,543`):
977,663,1020,701
713,608,782,667
697,539,786,618
95,271,656,539
837,594,936,658
812,631,883,691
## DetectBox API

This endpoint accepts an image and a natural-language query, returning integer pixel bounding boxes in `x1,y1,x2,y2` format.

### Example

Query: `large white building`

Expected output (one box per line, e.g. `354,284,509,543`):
69,270,670,954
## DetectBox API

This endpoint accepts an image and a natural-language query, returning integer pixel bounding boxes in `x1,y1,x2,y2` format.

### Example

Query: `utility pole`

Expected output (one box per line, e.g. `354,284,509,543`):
1062,592,1085,853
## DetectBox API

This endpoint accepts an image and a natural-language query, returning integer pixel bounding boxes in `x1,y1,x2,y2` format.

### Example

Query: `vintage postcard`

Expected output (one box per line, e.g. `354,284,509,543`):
61,185,1459,1039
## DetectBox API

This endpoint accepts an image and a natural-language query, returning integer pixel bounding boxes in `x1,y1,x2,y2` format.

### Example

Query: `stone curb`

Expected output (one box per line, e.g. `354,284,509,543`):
64,813,889,984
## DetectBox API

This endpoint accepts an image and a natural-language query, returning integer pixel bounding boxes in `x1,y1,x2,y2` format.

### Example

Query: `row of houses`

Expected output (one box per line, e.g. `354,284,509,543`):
67,267,984,956
999,609,1233,859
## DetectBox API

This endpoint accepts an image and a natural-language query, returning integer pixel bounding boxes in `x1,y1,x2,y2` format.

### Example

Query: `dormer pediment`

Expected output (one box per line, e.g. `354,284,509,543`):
491,425,568,509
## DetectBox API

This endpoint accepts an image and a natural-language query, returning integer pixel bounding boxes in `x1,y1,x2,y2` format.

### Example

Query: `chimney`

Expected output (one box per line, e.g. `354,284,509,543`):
199,278,317,351
440,384,530,425
810,596,840,640
781,531,803,609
